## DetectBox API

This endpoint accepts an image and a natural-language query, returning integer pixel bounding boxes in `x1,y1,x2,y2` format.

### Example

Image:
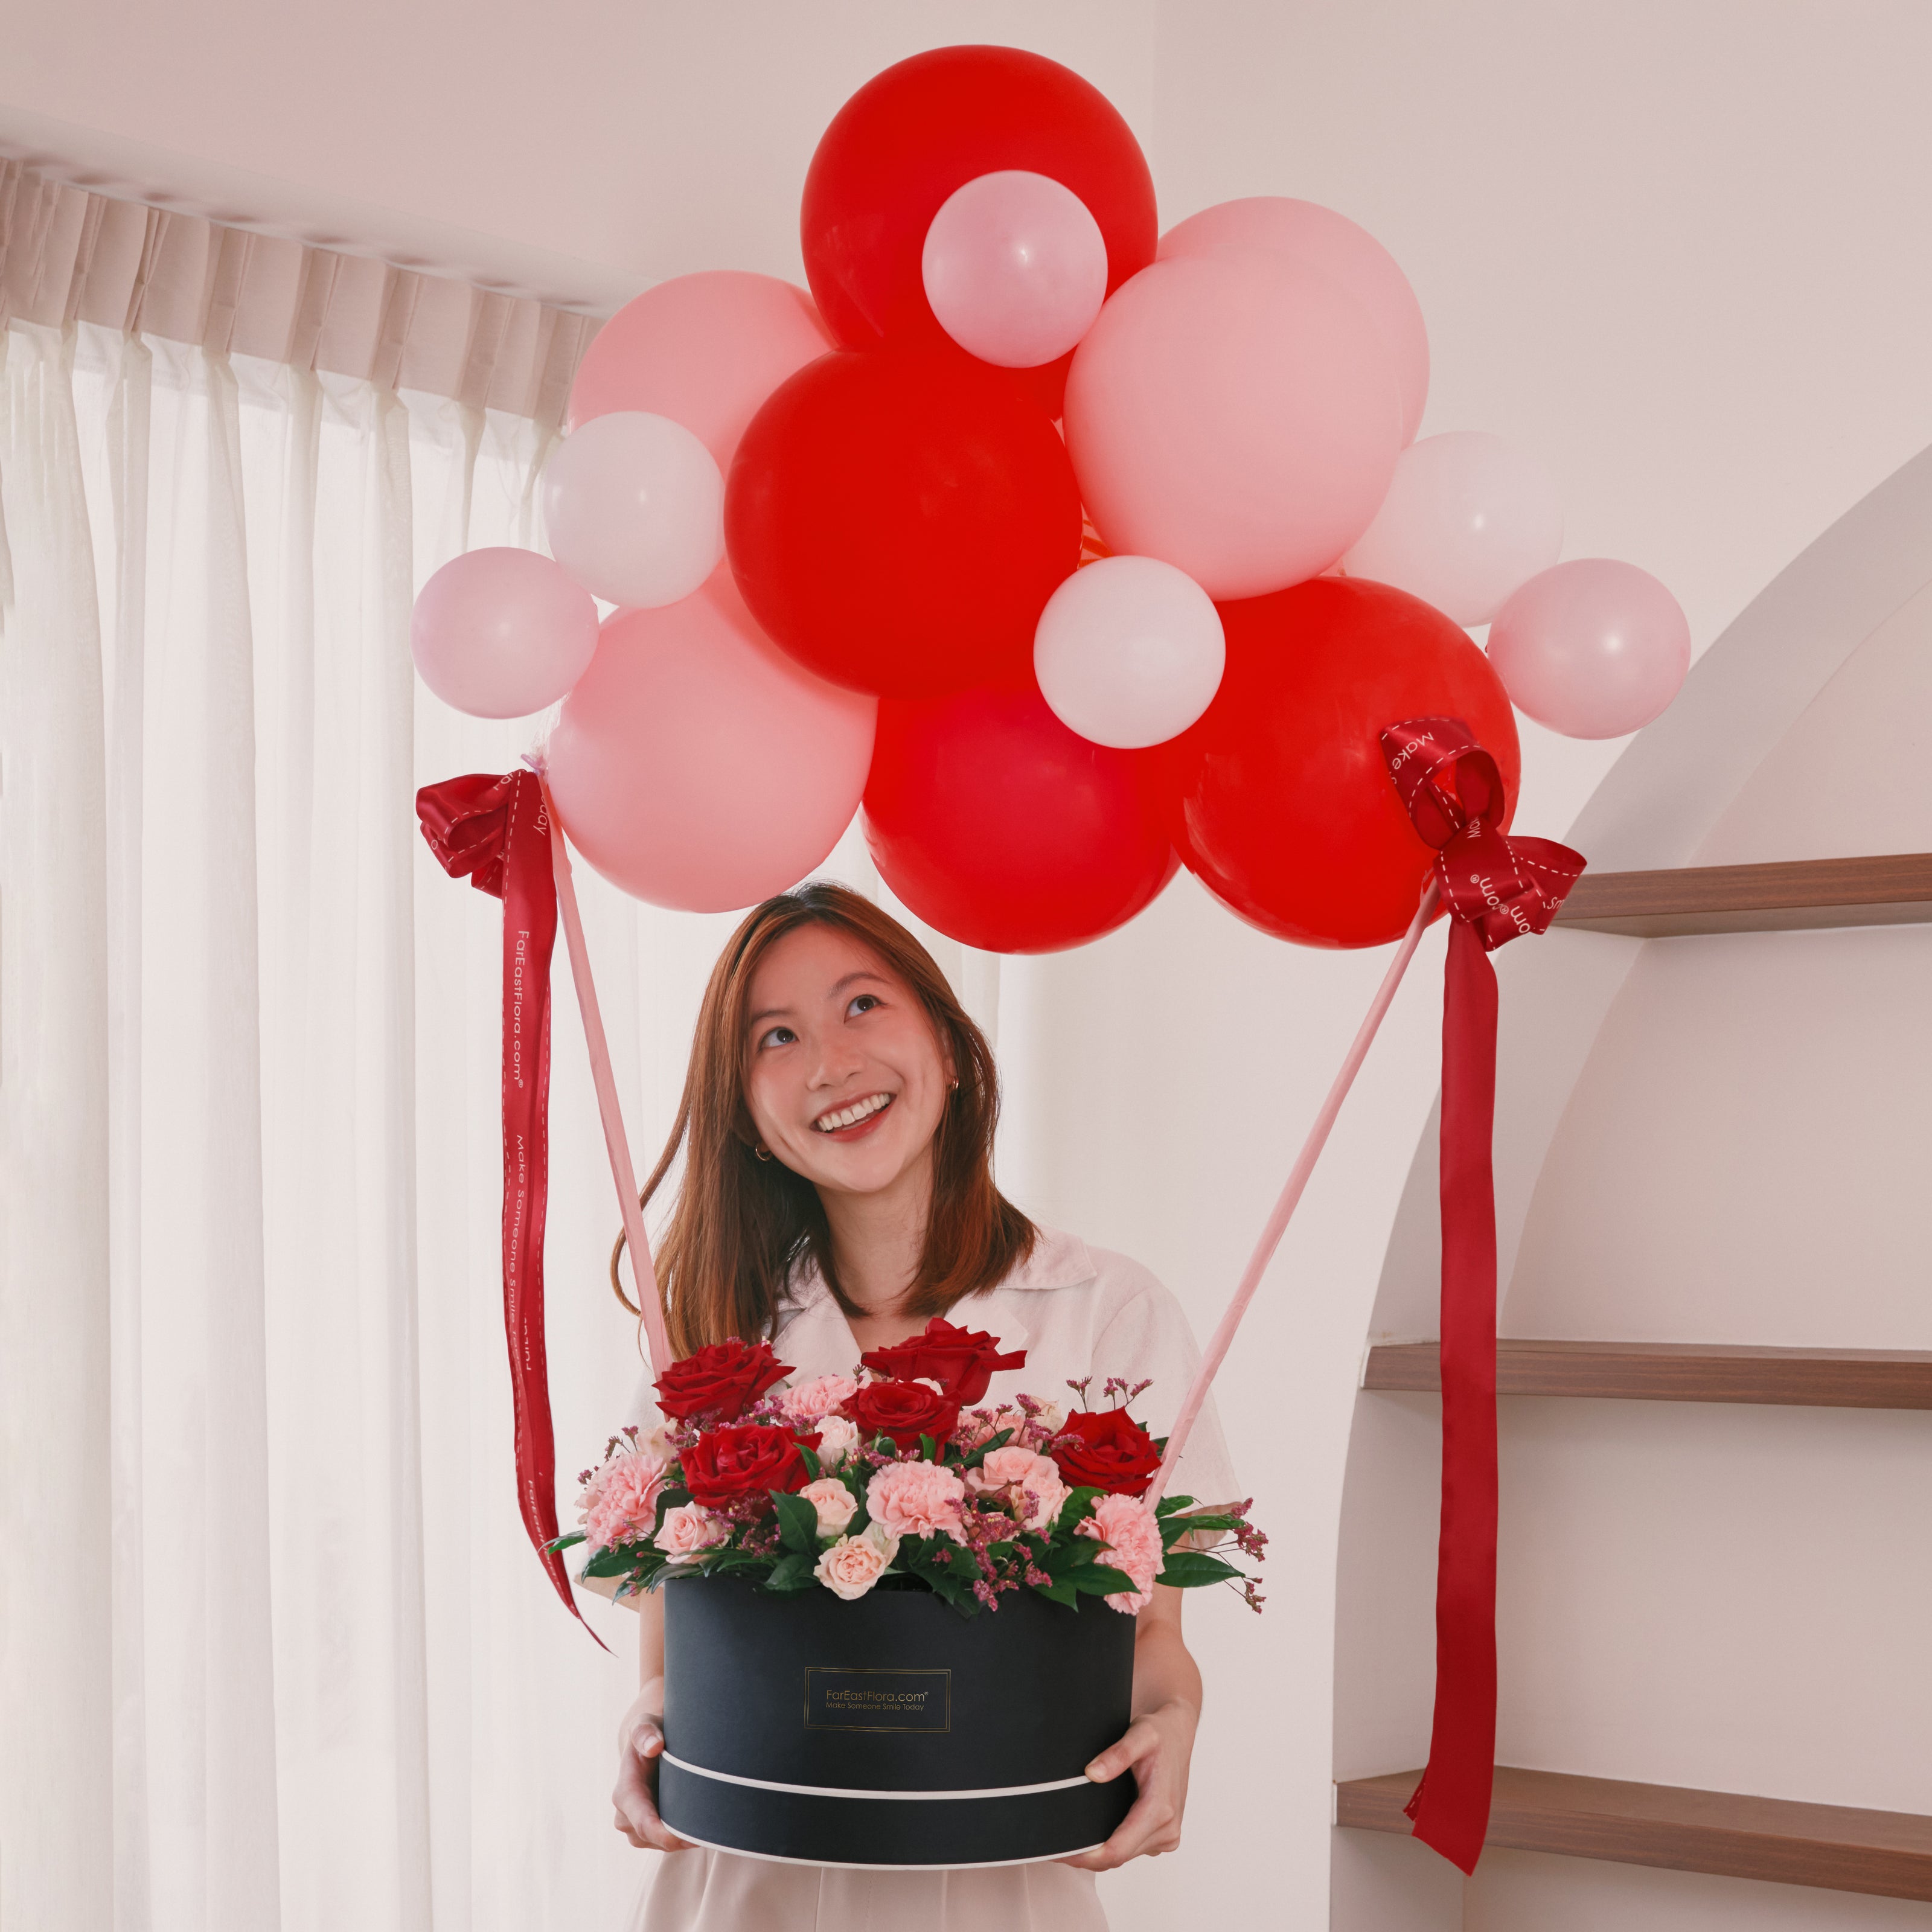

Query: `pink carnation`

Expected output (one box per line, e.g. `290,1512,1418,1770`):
866,1459,969,1544
1078,1492,1164,1614
581,1451,670,1552
785,1374,859,1423
967,1446,1067,1532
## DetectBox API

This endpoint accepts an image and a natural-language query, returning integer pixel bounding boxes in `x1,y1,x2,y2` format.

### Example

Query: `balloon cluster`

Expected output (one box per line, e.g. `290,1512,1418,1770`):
411,45,1690,952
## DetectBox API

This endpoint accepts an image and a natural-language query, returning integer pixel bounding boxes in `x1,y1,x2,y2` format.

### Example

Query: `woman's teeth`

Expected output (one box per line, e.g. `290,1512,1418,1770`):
814,1092,892,1133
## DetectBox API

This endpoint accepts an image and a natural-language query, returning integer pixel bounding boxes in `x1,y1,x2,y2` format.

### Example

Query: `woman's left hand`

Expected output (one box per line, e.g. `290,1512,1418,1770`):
1060,1694,1199,1870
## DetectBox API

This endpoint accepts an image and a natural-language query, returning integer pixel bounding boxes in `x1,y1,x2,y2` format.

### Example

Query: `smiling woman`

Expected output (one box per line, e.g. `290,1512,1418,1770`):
607,882,1239,1931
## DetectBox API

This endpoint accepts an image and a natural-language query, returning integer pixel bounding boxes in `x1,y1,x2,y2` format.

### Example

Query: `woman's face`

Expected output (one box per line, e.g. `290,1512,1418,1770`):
741,923,953,1201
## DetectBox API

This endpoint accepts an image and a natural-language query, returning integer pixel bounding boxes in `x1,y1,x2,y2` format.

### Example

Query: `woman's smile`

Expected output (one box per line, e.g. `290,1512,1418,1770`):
812,1090,896,1137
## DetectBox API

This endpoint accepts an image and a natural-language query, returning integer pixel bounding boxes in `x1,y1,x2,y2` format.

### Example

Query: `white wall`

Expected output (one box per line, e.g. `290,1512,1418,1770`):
11,4,1932,1928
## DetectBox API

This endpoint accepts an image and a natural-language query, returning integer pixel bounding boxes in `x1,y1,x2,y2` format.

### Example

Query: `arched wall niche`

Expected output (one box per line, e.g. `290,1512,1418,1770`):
1332,446,1932,1930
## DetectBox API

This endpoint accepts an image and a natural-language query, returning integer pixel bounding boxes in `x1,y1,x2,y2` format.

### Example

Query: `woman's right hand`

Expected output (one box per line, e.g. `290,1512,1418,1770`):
614,1686,694,1853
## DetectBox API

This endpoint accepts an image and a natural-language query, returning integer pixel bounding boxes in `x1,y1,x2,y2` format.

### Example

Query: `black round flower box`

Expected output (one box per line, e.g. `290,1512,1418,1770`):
659,1576,1137,1868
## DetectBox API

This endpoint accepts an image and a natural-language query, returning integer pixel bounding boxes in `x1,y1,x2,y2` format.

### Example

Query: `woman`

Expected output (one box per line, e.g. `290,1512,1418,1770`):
611,882,1237,1930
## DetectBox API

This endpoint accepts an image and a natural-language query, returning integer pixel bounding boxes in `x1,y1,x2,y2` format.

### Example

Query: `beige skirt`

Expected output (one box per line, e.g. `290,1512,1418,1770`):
630,1847,1107,1932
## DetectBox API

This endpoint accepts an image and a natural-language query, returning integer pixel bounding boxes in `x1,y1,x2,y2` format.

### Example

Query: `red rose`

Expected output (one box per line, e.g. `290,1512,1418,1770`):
859,1316,1027,1406
1050,1408,1162,1497
654,1338,792,1423
680,1424,818,1508
842,1380,962,1454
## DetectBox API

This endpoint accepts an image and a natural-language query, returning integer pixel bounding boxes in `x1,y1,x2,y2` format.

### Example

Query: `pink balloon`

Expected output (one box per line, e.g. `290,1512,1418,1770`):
409,547,598,718
1034,555,1224,748
1487,559,1690,740
566,270,834,473
1342,431,1563,625
542,412,723,609
1160,197,1430,445
1065,251,1403,601
545,572,876,912
921,170,1110,368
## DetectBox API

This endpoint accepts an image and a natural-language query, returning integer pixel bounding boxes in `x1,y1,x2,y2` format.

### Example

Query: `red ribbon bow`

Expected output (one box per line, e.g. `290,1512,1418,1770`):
418,770,600,1642
1381,717,1584,1873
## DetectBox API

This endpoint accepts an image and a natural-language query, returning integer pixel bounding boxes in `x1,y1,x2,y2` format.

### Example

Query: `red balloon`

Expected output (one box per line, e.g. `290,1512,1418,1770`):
802,45,1157,414
1166,578,1521,948
726,348,1082,699
865,683,1179,953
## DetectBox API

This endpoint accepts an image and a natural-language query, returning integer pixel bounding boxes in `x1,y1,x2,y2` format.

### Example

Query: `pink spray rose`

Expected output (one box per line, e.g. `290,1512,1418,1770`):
785,1374,860,1424
814,1415,860,1470
967,1446,1067,1533
799,1476,859,1538
1078,1492,1165,1614
652,1502,730,1559
580,1451,670,1552
866,1459,969,1544
814,1523,900,1601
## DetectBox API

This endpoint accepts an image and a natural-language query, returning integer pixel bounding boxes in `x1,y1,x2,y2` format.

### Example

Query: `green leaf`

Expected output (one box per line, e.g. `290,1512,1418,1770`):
581,1544,644,1579
918,1433,939,1463
958,1428,1014,1473
1053,1486,1104,1537
1075,1563,1135,1598
1153,1495,1198,1520
546,1530,587,1553
770,1489,820,1556
1031,1576,1081,1608
1156,1550,1242,1588
763,1551,817,1593
797,1444,824,1483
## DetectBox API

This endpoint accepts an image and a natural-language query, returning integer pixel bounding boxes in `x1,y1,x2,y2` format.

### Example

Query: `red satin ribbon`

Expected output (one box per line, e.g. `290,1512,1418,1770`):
1381,717,1585,1873
418,770,600,1641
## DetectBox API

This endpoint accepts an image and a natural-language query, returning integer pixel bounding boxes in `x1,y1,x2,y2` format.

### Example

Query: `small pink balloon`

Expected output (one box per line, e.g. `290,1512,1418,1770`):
409,547,599,719
1488,559,1690,740
545,572,876,912
1160,197,1430,444
566,269,834,473
1034,554,1224,748
1342,431,1563,625
542,412,723,610
921,170,1110,368
1065,251,1403,601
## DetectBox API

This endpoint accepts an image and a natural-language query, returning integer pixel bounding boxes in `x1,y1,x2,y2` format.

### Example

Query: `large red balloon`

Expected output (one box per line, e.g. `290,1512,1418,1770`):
802,45,1157,414
725,347,1082,699
1166,578,1521,948
864,683,1179,953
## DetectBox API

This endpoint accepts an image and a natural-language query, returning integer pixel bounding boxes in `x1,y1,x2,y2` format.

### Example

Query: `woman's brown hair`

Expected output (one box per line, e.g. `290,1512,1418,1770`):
613,881,1035,1355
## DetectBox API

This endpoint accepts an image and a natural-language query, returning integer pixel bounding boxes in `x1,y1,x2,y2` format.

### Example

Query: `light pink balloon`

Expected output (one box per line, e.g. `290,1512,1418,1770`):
1160,197,1430,445
565,269,834,473
1342,431,1563,625
1065,252,1404,601
921,170,1110,368
545,572,876,912
409,546,599,719
1034,555,1224,748
1487,559,1690,740
542,411,723,609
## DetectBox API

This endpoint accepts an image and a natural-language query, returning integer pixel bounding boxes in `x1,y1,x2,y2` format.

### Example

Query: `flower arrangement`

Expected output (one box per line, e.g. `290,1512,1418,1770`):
555,1320,1264,1617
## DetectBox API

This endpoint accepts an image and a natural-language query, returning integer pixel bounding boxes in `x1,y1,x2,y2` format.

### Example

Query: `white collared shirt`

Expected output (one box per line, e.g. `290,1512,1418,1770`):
623,1225,1241,1508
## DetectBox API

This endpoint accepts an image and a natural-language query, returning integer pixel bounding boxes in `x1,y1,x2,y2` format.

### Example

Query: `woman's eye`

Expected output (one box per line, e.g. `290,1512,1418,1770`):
757,1025,796,1051
847,994,881,1017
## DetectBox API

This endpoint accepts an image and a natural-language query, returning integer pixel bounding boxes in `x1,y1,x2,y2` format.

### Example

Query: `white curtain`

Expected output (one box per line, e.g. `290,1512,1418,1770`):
0,315,889,1932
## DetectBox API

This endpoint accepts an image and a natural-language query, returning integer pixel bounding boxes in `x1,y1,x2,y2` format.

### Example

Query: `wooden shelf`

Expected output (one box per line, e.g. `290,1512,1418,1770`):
1363,1339,1932,1409
1337,1765,1932,1901
1551,853,1932,937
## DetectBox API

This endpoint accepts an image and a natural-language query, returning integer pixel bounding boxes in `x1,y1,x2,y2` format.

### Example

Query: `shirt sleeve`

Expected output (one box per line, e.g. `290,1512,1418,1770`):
1087,1252,1243,1510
